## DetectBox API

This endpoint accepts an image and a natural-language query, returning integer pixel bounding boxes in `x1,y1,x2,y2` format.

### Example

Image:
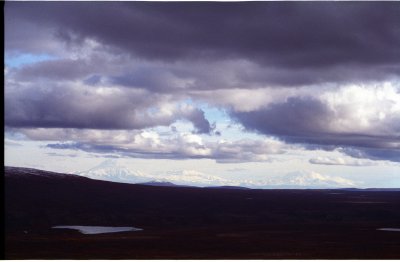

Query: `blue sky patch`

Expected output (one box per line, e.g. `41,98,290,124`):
5,53,56,68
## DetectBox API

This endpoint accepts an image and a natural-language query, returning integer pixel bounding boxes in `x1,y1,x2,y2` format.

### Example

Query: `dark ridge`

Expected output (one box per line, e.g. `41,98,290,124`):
339,188,400,192
5,166,400,259
5,166,90,180
205,185,251,190
136,181,195,187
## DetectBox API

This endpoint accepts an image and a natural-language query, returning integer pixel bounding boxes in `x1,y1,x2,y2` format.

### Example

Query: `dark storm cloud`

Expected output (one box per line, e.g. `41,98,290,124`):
340,147,400,163
47,142,116,153
186,109,212,134
4,82,212,133
15,59,94,81
46,142,195,160
234,97,332,139
44,135,285,162
108,66,195,92
5,2,400,85
4,1,400,163
232,96,400,161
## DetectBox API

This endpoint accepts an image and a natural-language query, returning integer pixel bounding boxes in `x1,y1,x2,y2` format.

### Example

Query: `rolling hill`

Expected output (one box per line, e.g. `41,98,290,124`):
5,166,400,259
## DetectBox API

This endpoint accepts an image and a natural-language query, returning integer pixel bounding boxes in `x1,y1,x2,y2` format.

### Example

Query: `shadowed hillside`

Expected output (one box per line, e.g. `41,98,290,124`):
5,167,400,259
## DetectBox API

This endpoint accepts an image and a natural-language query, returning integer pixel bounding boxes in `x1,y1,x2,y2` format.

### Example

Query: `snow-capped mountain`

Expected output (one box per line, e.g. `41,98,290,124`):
266,171,356,188
75,159,152,184
160,170,235,187
75,160,356,189
75,161,235,187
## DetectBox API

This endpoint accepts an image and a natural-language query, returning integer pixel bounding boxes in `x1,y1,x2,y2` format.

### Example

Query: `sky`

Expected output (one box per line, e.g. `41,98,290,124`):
4,1,400,188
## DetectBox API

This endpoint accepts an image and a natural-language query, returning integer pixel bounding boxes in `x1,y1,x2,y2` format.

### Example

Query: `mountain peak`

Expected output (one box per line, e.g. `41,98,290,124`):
278,171,356,188
76,160,151,184
93,159,120,169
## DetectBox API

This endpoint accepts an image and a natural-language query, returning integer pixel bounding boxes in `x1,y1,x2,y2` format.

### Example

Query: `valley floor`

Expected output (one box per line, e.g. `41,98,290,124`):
5,169,400,259
5,222,400,259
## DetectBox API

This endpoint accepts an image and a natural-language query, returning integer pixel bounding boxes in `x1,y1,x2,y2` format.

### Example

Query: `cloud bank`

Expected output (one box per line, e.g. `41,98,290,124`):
4,2,400,163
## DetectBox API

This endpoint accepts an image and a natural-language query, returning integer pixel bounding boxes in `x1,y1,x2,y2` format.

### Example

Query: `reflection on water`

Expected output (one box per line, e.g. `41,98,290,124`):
377,228,400,232
346,201,387,204
52,225,143,234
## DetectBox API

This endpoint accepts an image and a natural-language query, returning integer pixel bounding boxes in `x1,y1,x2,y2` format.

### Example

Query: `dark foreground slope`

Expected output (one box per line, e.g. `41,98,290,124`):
5,167,400,259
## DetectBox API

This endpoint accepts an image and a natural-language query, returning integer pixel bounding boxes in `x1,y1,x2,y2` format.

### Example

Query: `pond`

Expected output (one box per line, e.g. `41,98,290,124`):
52,225,143,234
377,228,400,232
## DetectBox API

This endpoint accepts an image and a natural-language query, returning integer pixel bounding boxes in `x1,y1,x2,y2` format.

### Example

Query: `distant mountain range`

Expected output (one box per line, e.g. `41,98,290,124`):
74,160,359,189
5,165,399,191
274,171,357,189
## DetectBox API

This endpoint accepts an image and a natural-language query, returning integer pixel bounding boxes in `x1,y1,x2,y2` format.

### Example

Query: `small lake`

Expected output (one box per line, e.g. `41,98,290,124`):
377,228,400,232
52,225,143,234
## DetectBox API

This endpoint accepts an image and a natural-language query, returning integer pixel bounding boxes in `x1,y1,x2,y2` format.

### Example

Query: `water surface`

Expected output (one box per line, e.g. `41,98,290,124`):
52,225,142,234
377,228,400,232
